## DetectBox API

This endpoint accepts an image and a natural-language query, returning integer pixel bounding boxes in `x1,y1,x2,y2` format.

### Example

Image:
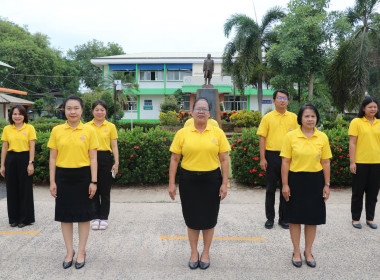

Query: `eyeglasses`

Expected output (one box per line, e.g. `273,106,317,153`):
276,97,289,101
194,108,209,112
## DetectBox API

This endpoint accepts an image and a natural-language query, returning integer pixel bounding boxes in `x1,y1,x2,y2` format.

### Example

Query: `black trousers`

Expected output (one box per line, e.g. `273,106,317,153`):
94,151,113,220
351,163,380,221
265,150,285,222
5,151,35,225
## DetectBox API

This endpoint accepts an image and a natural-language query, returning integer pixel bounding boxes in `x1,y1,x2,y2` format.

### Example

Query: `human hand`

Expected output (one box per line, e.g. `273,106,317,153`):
219,183,228,200
111,163,119,178
50,183,57,198
350,162,356,174
0,166,5,178
27,163,34,176
260,159,267,171
323,185,330,202
89,183,97,199
282,184,291,202
168,183,176,200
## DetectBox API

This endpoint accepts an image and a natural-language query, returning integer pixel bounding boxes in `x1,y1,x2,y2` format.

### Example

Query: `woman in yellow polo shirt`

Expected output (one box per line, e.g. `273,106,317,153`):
86,100,119,231
48,96,99,269
281,103,331,268
169,97,230,270
1,105,36,228
349,97,380,230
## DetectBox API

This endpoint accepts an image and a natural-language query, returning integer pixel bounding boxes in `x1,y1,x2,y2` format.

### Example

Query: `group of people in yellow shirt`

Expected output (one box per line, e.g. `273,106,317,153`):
1,96,118,269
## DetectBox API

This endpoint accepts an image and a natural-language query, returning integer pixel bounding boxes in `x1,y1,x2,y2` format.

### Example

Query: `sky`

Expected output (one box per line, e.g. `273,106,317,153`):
1,0,361,55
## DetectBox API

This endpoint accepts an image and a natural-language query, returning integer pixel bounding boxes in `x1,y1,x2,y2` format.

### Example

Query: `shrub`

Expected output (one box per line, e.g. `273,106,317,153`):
177,110,190,123
159,111,180,126
160,95,179,113
221,110,237,122
117,121,160,132
230,110,262,127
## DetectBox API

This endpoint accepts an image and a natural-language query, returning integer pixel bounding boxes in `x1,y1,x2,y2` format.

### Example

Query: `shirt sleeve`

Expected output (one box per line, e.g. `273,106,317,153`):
1,126,9,141
47,127,57,150
321,133,333,159
257,115,268,137
218,129,231,153
170,129,184,154
28,125,37,140
110,124,118,140
88,127,99,150
280,133,292,159
184,118,192,128
348,118,359,136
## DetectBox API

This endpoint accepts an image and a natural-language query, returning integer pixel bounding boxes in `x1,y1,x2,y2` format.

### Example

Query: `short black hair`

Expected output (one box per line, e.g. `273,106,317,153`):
9,105,29,124
357,96,380,118
193,97,211,111
92,100,107,111
63,95,84,109
273,89,289,100
297,103,320,126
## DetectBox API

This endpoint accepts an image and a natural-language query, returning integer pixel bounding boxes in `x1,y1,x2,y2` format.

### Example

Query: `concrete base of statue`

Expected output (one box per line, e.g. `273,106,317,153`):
196,88,221,127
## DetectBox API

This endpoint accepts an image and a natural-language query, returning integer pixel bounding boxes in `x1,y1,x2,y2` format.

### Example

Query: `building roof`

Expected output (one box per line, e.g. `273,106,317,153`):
0,61,14,69
0,94,34,105
0,87,27,95
91,52,225,67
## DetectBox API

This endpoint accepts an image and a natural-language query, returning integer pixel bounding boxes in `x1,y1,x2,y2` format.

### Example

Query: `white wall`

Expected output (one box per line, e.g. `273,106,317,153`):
122,111,138,120
249,96,274,114
139,95,165,120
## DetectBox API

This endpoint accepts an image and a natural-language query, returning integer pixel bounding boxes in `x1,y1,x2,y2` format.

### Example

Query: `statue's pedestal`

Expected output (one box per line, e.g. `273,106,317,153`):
202,84,214,89
196,88,221,127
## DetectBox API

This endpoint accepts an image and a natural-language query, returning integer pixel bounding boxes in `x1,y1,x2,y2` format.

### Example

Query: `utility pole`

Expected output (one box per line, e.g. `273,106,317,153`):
113,80,122,126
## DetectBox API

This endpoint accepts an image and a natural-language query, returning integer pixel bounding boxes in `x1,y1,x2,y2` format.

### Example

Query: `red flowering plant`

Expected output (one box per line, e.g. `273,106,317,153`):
230,127,266,186
177,110,190,123
221,110,237,122
322,125,350,186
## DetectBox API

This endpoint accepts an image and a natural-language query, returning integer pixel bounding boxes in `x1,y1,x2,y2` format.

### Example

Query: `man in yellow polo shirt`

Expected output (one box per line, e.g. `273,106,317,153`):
257,89,298,229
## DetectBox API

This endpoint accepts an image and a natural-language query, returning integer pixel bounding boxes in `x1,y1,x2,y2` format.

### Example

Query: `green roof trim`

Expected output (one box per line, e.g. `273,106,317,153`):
182,85,232,93
129,88,180,95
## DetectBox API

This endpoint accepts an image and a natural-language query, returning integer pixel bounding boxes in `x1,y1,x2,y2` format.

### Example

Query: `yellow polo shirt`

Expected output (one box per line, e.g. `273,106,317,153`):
280,127,332,172
1,123,37,152
257,110,298,151
170,124,231,171
48,121,99,168
86,119,118,152
348,117,380,163
184,118,219,128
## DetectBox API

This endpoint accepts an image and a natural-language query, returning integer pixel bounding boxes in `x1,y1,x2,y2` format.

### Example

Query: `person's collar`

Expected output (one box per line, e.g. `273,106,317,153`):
274,109,288,116
90,119,107,126
12,123,26,130
64,121,84,130
190,122,211,132
295,127,317,138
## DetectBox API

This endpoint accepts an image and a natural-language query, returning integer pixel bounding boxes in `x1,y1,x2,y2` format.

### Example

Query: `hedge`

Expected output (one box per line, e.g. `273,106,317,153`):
230,125,352,186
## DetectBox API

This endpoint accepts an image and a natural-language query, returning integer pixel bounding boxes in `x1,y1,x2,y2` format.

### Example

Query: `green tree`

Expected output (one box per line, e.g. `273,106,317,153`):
328,0,379,111
267,0,332,98
33,99,45,117
0,18,80,97
223,7,286,113
67,39,124,89
160,95,180,113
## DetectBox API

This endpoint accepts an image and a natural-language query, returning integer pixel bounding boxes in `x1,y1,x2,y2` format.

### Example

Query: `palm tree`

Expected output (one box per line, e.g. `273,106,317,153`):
223,7,285,113
328,0,379,112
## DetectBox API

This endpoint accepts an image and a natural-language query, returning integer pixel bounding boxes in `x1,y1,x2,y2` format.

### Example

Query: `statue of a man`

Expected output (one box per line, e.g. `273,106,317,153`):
203,54,214,85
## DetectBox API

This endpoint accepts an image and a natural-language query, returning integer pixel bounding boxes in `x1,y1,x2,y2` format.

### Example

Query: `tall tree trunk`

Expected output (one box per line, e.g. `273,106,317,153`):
257,75,263,113
308,72,314,99
298,82,301,103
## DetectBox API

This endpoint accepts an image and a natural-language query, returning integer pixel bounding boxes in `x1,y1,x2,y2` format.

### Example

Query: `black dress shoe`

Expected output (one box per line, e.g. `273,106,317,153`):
18,223,27,228
199,255,210,270
188,252,199,269
279,221,289,229
366,221,377,229
10,223,18,227
292,253,302,268
63,251,75,269
75,253,86,269
265,220,274,229
352,222,362,229
304,252,316,268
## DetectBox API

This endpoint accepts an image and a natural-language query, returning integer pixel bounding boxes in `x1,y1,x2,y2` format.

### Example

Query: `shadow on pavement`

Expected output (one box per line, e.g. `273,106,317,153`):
0,184,6,200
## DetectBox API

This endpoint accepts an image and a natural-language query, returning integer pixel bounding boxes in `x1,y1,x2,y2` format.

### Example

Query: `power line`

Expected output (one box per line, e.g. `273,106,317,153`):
9,73,101,79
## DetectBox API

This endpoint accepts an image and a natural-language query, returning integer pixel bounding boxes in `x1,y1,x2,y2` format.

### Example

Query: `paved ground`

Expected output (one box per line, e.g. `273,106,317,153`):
0,182,379,280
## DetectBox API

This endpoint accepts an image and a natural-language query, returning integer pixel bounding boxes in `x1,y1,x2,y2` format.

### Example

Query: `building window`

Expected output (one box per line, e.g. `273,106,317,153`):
167,70,192,81
223,95,247,111
140,71,164,81
181,95,190,111
123,96,137,111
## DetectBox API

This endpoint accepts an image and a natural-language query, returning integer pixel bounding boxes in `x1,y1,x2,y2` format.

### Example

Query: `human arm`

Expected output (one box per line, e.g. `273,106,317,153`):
281,157,291,202
168,153,181,200
89,149,97,199
49,149,58,198
259,136,267,171
110,139,119,176
219,152,229,200
349,136,357,174
1,141,8,178
321,158,331,202
27,140,35,176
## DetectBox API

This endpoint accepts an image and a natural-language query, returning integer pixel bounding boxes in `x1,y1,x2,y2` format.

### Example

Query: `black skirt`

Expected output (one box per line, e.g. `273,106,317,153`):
55,166,96,222
284,171,326,225
179,168,222,230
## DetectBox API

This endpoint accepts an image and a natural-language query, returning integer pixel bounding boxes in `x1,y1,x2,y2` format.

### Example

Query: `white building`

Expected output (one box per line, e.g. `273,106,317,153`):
91,52,274,121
